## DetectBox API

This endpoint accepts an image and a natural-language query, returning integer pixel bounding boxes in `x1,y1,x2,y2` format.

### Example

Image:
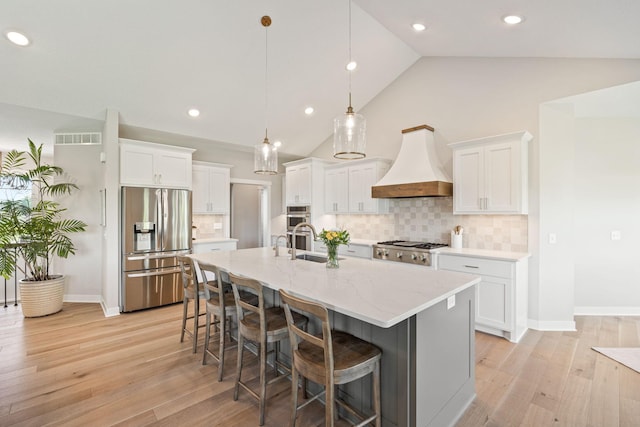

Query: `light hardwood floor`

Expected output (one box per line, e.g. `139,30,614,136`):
0,303,638,426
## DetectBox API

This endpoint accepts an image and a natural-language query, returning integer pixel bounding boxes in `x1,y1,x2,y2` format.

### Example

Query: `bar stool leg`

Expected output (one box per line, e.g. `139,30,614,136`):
180,298,189,343
259,342,267,425
192,297,200,353
202,310,211,365
217,313,226,381
290,367,299,427
373,361,381,427
234,333,244,401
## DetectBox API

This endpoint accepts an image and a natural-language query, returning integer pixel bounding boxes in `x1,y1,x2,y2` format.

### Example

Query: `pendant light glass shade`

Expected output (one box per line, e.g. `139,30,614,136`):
254,135,278,175
254,15,278,175
333,0,366,160
333,105,366,159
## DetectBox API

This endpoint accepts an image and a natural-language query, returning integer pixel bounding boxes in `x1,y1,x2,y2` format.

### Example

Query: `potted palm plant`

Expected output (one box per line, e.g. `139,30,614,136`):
0,139,87,317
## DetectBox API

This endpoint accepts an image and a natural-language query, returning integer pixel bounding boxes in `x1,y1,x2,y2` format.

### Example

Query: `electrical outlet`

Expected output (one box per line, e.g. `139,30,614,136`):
549,233,557,244
447,295,455,310
611,230,621,241
213,223,223,230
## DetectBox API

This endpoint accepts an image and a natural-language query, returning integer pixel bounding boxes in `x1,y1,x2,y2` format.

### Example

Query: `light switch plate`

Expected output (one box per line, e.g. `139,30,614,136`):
611,230,621,241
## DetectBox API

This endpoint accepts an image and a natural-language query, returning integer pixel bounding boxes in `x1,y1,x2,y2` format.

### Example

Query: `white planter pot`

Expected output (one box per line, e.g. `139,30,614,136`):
19,275,65,317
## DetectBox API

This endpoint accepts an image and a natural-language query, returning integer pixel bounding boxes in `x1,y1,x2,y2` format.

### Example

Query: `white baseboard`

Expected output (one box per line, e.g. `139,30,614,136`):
574,306,640,316
100,298,121,317
528,319,576,331
63,294,102,303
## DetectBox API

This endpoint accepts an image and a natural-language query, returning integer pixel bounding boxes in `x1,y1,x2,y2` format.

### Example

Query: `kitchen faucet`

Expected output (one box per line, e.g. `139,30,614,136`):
273,234,289,257
290,222,318,260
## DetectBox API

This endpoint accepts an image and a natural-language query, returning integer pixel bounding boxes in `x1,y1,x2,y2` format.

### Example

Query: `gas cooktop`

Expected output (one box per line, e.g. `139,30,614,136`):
376,240,448,250
373,240,448,266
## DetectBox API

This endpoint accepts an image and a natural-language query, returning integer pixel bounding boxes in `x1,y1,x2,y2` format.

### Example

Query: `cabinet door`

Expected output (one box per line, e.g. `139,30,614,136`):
476,275,512,332
192,165,211,214
325,168,348,213
484,142,518,212
209,168,230,213
156,151,192,189
349,164,387,214
453,147,484,213
121,144,156,186
286,165,311,205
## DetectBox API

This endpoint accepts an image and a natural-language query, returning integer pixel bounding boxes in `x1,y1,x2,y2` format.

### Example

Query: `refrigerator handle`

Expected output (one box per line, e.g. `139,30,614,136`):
126,268,181,278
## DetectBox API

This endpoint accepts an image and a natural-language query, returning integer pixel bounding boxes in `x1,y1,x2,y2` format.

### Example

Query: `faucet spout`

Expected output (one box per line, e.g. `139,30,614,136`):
274,234,289,257
291,222,318,260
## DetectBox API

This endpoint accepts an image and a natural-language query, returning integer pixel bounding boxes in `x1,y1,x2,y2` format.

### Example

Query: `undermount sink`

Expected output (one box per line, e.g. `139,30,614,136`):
295,254,343,263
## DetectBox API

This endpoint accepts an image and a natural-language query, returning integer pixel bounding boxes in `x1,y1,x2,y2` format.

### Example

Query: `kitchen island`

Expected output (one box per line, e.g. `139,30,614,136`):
190,247,480,427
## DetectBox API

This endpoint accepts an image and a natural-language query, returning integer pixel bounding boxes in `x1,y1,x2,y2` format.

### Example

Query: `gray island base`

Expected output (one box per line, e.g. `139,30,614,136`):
190,247,479,427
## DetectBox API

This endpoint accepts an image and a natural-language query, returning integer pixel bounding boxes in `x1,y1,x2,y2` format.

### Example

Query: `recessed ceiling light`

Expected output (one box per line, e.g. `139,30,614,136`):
273,140,282,148
412,23,426,32
6,31,30,46
346,61,357,71
304,106,314,115
503,15,524,25
187,108,200,117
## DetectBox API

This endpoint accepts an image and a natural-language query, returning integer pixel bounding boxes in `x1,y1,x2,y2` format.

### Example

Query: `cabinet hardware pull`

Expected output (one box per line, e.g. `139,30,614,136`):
463,265,479,269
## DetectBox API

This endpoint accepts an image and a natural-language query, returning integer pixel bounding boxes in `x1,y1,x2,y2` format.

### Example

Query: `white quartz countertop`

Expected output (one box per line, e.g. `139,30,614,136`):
192,238,238,244
436,247,530,262
190,247,479,328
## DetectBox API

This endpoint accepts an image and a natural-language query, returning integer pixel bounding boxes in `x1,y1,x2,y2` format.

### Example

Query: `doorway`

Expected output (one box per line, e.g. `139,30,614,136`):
230,182,270,249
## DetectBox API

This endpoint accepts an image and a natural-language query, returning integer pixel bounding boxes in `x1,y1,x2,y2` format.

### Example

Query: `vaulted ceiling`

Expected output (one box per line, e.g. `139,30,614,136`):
2,0,639,157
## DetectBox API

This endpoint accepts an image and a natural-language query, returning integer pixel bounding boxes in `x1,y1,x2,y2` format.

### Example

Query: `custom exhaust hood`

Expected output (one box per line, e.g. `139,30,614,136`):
371,125,453,198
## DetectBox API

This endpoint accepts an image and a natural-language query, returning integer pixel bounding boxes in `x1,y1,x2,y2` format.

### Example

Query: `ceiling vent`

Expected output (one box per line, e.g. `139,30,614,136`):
54,132,102,145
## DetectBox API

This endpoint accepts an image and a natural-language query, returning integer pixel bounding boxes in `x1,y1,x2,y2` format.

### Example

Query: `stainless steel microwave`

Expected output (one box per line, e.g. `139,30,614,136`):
286,205,310,230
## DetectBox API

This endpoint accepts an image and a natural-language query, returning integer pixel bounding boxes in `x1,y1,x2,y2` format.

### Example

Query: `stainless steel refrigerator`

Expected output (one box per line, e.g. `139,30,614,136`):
121,186,191,312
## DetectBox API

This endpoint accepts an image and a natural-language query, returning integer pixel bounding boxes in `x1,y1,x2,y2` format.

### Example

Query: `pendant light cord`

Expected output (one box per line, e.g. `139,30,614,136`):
348,0,352,109
265,21,269,140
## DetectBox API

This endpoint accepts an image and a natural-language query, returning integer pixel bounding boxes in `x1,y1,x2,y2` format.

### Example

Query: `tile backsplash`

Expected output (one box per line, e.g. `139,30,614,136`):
192,214,227,239
336,197,528,253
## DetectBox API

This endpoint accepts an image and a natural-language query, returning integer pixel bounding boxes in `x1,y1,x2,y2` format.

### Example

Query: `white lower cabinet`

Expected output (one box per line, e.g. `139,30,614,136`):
438,254,528,343
313,241,372,259
192,240,238,282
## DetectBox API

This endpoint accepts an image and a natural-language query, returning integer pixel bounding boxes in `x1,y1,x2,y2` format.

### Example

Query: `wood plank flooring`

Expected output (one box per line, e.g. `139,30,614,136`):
0,303,638,426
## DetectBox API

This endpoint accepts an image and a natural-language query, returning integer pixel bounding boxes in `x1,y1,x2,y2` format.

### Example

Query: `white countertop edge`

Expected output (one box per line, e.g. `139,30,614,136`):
192,238,239,244
366,278,481,328
436,247,531,262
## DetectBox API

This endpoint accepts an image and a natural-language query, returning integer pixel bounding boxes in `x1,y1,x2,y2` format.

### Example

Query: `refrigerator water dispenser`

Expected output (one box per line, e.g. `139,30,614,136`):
134,222,155,251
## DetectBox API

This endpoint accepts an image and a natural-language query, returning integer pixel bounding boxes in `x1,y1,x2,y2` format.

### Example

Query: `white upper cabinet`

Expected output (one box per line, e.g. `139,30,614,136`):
285,162,312,206
449,131,532,214
120,139,194,189
192,162,232,214
325,167,349,214
324,159,390,214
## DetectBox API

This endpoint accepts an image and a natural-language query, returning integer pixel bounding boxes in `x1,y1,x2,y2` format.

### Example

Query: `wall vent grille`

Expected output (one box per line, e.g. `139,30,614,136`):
54,132,102,145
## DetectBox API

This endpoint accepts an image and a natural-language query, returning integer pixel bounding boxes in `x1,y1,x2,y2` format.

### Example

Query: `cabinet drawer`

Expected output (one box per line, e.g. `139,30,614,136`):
341,243,372,259
313,242,372,259
438,255,512,278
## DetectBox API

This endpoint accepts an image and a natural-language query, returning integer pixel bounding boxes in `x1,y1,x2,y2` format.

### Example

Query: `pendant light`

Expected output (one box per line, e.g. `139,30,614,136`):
333,0,366,160
254,15,278,174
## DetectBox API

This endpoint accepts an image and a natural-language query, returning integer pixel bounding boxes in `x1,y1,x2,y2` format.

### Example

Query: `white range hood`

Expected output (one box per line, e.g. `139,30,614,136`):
371,125,453,198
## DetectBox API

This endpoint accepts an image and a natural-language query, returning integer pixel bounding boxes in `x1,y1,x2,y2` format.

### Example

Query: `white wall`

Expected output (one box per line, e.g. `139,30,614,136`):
573,117,640,314
311,57,640,327
54,144,103,302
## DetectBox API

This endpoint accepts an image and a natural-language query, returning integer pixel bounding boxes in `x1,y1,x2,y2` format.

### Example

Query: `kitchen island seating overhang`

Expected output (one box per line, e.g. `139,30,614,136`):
189,247,480,427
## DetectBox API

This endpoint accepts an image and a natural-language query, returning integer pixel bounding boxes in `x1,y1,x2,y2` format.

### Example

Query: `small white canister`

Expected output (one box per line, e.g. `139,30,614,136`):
451,231,463,249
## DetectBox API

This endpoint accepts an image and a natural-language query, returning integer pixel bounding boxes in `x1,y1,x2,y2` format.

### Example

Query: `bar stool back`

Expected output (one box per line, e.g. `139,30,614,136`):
198,261,240,381
229,273,308,426
178,256,206,353
279,289,381,427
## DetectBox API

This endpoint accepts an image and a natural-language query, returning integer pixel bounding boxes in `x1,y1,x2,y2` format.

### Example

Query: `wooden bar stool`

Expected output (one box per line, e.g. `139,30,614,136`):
229,273,308,426
178,256,206,353
279,289,382,427
199,261,257,381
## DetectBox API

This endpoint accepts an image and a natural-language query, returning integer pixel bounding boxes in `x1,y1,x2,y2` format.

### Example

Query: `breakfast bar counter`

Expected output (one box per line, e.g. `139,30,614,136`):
190,247,480,427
